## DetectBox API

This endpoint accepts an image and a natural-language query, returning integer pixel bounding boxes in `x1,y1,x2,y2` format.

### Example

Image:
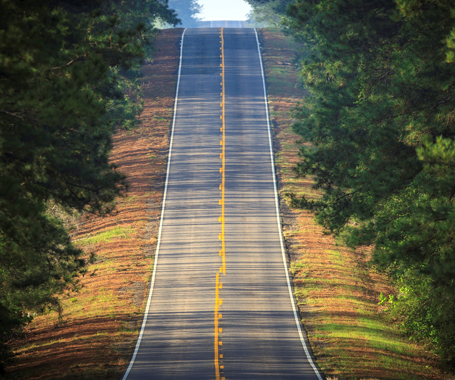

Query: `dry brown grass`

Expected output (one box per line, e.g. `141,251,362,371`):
258,27,445,380
6,28,184,380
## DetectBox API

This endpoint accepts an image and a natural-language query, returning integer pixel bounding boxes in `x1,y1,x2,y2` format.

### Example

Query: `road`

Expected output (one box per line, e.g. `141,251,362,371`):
199,21,248,28
122,28,322,380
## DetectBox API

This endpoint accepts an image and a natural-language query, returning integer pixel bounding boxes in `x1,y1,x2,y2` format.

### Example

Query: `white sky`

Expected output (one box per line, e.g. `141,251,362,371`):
197,0,252,21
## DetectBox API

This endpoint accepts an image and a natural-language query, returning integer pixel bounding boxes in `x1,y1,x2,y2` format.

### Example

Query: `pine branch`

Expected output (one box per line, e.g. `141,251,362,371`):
50,56,86,71
0,110,24,120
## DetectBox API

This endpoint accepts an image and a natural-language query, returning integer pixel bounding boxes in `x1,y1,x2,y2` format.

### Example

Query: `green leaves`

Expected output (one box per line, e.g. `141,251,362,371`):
418,135,455,173
0,0,177,372
286,0,455,368
167,0,202,27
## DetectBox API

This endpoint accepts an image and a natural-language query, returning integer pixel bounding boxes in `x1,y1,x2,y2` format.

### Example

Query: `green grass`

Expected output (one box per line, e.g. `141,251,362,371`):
76,226,134,246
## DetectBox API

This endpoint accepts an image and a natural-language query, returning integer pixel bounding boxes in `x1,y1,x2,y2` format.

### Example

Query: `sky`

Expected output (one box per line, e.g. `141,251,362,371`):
197,0,252,21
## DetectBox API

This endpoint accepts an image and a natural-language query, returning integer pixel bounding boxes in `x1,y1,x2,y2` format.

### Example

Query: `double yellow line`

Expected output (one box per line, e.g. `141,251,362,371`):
215,27,226,380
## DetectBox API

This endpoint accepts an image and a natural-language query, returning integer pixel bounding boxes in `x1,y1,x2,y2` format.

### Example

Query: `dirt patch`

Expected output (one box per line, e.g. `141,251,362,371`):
118,282,147,308
258,27,444,380
6,28,183,380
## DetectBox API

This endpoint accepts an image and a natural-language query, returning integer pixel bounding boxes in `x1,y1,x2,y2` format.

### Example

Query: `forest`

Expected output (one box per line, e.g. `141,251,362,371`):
247,0,455,370
0,0,182,373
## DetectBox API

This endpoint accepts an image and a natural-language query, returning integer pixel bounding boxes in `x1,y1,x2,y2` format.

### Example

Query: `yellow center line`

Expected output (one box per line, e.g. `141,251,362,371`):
221,28,226,276
214,272,221,378
215,26,226,380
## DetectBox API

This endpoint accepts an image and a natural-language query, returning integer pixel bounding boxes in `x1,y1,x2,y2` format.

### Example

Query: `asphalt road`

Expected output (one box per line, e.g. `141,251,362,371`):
123,28,322,380
199,20,248,28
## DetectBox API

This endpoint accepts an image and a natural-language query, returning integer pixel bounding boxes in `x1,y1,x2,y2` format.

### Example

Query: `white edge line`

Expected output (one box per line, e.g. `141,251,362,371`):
121,28,187,380
254,28,324,380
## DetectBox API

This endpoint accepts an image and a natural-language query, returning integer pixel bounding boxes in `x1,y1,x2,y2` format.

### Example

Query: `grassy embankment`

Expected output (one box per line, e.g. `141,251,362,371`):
258,28,445,380
6,28,184,380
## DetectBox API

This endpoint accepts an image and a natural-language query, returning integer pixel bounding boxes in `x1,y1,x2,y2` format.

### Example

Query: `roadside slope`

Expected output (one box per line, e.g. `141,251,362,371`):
7,28,183,380
258,28,444,380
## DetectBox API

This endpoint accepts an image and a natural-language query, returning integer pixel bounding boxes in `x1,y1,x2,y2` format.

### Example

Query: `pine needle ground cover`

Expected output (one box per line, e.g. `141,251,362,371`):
6,28,183,380
258,28,445,380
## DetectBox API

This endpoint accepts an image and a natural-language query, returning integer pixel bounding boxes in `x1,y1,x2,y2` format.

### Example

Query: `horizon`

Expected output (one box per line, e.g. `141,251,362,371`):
197,0,252,21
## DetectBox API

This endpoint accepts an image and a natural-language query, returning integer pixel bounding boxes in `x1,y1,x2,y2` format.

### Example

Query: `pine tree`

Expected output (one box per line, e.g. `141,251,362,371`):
168,0,202,27
245,0,293,26
0,0,178,372
286,0,455,368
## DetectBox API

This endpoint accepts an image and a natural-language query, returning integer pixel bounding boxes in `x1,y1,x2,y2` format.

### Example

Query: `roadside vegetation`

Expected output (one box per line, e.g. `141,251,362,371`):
258,27,446,379
3,23,182,380
251,0,455,376
0,0,182,374
166,0,202,27
0,9,182,379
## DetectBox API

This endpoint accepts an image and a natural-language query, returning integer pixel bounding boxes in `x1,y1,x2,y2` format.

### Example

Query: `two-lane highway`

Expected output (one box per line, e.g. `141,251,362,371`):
122,27,323,380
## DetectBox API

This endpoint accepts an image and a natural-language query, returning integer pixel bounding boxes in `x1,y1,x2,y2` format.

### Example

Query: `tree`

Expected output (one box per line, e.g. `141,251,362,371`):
167,0,202,28
0,0,178,373
245,0,293,27
286,0,455,368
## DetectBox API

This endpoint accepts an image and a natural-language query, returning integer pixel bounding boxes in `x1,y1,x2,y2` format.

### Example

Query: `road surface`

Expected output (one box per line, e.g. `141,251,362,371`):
199,21,248,28
122,27,322,380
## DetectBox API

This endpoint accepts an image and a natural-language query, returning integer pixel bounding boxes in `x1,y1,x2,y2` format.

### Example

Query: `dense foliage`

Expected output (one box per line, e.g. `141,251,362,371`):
245,0,292,26
0,0,177,373
274,0,455,368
